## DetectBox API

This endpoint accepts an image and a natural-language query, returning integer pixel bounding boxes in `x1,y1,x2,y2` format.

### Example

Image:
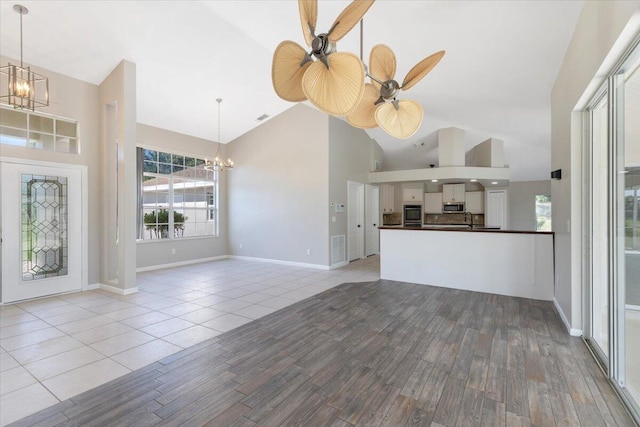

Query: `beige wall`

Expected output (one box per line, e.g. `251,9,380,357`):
136,123,227,269
0,55,101,285
226,104,330,266
551,1,639,331
509,180,551,231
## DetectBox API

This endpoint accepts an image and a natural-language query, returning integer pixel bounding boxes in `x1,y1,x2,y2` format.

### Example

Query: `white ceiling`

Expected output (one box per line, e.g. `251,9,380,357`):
0,0,584,181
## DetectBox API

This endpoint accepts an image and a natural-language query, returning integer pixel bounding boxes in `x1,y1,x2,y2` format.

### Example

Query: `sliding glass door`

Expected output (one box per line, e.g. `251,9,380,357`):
586,39,640,421
620,47,640,408
589,93,610,362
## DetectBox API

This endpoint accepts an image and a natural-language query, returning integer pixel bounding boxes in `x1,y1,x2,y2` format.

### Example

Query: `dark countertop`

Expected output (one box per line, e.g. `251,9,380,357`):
378,225,554,235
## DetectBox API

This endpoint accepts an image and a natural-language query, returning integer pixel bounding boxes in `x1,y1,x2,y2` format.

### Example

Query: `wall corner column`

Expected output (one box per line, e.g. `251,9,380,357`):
99,60,138,293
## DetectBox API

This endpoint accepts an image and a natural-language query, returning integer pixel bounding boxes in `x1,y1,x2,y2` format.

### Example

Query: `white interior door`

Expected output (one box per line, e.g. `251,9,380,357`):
365,184,379,256
1,161,83,303
348,181,365,261
486,190,508,229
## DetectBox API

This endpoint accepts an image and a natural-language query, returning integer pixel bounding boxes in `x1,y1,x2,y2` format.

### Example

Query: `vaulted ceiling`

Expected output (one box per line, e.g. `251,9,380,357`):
0,0,584,181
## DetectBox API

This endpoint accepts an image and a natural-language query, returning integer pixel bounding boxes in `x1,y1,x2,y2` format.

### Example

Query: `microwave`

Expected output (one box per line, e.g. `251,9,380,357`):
443,203,465,213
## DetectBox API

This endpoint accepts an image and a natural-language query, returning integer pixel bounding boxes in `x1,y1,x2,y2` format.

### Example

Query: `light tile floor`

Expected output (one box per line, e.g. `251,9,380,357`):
0,256,380,426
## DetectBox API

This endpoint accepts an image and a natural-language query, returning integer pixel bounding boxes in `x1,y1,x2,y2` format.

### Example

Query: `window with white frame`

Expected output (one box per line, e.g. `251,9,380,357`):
207,192,216,221
137,148,218,240
0,106,78,153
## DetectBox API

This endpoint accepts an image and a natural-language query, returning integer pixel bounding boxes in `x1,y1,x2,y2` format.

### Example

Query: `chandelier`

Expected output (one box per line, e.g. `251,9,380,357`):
205,98,234,171
0,4,49,110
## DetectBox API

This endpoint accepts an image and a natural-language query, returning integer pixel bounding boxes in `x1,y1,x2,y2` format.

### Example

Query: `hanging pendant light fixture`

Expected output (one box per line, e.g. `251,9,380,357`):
205,98,234,172
0,4,49,110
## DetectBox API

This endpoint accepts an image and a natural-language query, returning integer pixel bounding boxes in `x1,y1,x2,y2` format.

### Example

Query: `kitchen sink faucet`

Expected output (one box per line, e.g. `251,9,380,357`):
465,211,474,228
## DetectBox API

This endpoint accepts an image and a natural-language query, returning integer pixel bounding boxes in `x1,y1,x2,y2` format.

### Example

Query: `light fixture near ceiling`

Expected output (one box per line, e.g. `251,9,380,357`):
0,4,49,111
205,98,234,172
347,24,445,139
272,0,374,116
271,1,445,141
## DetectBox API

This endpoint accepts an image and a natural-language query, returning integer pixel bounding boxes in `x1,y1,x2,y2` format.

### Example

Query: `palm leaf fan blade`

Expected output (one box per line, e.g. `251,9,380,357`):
302,52,366,116
298,0,318,47
402,50,445,91
346,83,380,129
374,100,423,139
272,41,313,102
369,44,396,88
328,0,375,43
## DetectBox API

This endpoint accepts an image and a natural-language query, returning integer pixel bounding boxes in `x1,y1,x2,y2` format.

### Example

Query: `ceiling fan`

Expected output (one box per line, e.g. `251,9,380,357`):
347,44,445,139
272,0,375,116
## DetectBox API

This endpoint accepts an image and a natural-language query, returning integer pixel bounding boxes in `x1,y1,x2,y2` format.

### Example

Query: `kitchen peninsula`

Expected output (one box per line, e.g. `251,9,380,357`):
379,226,554,300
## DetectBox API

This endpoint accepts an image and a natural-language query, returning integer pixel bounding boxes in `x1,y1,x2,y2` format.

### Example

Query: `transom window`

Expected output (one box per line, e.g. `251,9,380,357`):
0,106,78,153
137,148,218,240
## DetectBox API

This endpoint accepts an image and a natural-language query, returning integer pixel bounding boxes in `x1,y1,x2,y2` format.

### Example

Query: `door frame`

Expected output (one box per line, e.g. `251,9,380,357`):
0,156,89,303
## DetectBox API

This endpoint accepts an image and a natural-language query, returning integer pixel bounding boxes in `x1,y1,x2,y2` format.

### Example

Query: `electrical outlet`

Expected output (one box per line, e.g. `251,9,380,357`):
171,248,176,255
239,243,243,249
306,249,311,255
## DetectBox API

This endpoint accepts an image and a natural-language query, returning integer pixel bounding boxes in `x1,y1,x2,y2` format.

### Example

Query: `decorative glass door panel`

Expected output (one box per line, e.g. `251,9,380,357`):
22,175,69,281
1,162,82,303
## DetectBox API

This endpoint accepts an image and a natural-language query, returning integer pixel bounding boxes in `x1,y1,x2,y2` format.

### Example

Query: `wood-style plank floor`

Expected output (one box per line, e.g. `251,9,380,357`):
10,280,635,426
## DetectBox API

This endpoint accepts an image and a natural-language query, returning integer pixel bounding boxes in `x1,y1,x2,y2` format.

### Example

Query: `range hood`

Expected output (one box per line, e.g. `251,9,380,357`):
369,127,510,186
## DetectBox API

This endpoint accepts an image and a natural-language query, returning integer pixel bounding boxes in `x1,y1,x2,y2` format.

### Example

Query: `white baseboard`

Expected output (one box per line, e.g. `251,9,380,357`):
228,255,330,270
330,261,349,269
136,255,229,273
86,283,100,291
553,297,582,337
98,283,139,296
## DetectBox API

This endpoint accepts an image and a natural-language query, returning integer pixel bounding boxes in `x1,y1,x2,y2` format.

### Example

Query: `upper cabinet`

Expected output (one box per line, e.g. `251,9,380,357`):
465,191,484,214
381,184,395,213
424,193,443,213
403,188,423,203
442,184,466,203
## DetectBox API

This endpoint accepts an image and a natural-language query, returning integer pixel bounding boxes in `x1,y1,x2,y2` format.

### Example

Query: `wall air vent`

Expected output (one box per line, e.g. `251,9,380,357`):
331,235,346,265
256,114,269,121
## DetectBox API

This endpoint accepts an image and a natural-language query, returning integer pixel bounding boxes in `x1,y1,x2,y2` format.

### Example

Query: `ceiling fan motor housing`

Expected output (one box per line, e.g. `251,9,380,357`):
381,80,400,100
312,34,336,58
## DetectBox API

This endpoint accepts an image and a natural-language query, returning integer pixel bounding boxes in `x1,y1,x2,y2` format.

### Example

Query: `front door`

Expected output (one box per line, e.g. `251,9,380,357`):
1,161,83,303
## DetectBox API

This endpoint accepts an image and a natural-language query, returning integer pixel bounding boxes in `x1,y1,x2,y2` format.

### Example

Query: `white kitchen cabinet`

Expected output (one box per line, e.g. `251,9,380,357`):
381,184,395,213
403,188,423,203
424,193,443,213
442,183,466,203
465,191,484,214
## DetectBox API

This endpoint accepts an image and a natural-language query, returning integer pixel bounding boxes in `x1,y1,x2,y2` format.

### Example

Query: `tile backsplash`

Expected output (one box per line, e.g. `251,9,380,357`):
424,213,484,226
382,212,402,225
